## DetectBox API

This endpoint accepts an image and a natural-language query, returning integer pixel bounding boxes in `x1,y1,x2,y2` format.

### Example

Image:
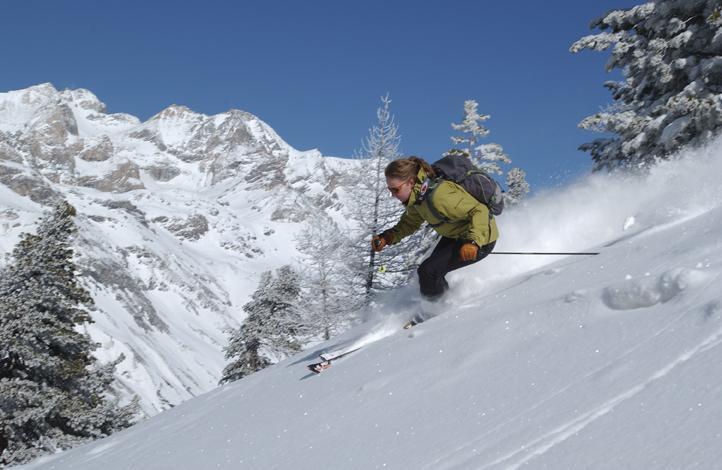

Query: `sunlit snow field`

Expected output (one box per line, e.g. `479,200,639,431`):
21,137,722,469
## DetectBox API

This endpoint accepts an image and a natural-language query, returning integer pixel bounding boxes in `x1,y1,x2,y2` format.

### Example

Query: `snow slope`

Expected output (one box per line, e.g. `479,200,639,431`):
18,136,722,469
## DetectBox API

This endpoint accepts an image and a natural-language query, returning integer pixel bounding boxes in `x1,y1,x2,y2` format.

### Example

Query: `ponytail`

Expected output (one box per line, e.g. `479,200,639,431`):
384,156,435,182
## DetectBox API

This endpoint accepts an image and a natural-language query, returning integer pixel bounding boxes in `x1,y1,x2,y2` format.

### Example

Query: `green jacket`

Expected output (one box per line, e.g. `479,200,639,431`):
387,168,499,247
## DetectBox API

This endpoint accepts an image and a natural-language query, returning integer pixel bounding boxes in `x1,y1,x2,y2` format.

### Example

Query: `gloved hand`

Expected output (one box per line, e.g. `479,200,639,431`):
459,241,479,262
371,231,392,252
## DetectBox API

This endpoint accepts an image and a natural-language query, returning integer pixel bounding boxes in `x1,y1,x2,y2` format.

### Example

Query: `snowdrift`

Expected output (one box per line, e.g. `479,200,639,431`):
20,138,722,469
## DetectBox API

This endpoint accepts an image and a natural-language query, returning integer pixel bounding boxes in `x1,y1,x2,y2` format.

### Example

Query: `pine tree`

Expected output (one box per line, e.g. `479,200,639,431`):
268,266,305,354
349,94,404,296
219,273,272,383
447,99,531,203
0,201,136,466
448,99,511,175
295,217,359,341
571,1,722,171
347,94,436,300
220,266,303,383
505,168,531,206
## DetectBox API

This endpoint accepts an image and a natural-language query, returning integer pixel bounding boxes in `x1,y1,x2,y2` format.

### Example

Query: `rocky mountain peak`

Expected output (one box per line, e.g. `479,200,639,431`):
60,88,107,113
17,82,58,105
0,83,59,134
27,101,79,139
151,104,202,122
1,82,350,196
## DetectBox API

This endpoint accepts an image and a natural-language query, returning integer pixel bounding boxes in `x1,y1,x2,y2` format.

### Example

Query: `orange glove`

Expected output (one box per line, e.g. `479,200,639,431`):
371,232,392,252
459,241,479,262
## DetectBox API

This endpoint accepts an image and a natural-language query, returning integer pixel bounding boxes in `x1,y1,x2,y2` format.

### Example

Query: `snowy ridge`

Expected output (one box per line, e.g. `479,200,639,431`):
0,83,359,416
19,136,722,469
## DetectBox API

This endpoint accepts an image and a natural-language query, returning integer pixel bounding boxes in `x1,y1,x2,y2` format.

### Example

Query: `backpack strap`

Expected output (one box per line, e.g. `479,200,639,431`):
426,188,450,227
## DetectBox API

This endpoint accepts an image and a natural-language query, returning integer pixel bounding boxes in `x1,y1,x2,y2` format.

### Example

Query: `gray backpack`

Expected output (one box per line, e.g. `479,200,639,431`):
419,155,504,226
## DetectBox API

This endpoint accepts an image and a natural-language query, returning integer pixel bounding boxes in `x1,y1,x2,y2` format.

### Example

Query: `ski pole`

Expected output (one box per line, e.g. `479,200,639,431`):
489,251,599,256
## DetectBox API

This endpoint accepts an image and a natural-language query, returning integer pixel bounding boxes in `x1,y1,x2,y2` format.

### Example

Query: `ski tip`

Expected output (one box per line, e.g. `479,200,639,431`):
402,319,419,329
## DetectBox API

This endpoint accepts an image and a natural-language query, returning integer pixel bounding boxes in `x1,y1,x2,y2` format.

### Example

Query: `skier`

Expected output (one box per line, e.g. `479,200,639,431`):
308,157,499,373
372,156,498,305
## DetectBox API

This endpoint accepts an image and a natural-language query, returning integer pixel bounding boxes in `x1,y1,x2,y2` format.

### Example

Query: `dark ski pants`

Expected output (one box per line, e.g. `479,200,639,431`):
417,237,496,300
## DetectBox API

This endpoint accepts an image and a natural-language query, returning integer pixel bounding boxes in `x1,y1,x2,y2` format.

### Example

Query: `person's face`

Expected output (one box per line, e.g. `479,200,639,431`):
386,177,415,204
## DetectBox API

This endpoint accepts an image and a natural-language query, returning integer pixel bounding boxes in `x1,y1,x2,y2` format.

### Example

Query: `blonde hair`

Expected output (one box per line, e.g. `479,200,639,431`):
384,156,435,182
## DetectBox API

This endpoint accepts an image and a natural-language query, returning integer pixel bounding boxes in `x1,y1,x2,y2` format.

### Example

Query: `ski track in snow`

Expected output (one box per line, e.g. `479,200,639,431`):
424,269,721,470
431,320,722,470
318,310,414,359
484,326,722,470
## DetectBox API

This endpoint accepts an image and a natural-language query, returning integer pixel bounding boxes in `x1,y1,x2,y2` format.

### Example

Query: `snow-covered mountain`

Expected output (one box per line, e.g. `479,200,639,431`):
17,132,722,469
0,83,359,416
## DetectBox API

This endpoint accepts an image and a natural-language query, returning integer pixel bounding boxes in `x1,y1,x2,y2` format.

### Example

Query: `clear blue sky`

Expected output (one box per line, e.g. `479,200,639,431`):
1,0,639,191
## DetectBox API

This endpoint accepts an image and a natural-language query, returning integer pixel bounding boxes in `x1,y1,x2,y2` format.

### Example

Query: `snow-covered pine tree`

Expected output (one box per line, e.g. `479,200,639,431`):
448,99,512,175
267,265,305,354
220,266,303,383
505,167,531,206
347,94,436,300
0,201,136,466
219,272,273,383
571,1,722,171
295,216,359,341
447,99,531,204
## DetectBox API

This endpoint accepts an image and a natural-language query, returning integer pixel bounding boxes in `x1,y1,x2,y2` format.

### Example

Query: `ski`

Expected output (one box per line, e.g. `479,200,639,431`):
307,346,363,374
402,313,426,329
307,313,426,373
402,319,420,329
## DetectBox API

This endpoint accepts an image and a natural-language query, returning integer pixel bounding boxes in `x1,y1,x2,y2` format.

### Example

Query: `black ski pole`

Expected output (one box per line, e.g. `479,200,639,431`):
490,251,599,256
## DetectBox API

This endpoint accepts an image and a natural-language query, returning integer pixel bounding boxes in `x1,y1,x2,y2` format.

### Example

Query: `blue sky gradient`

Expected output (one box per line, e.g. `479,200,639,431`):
1,1,639,190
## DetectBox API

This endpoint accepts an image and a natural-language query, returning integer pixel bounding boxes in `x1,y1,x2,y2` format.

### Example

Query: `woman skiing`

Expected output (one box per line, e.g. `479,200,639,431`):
372,156,498,302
